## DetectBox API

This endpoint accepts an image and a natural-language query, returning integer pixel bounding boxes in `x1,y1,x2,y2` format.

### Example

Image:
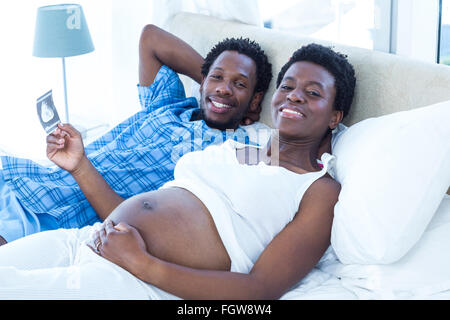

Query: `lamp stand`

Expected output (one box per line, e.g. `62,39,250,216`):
62,57,69,123
59,56,109,143
61,57,91,138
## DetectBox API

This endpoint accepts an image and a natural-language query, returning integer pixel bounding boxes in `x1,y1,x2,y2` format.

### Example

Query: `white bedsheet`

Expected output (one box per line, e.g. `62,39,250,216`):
282,194,450,300
2,141,449,300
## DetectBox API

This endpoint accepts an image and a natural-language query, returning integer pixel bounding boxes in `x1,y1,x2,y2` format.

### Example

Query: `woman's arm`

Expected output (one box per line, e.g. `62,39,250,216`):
95,177,341,299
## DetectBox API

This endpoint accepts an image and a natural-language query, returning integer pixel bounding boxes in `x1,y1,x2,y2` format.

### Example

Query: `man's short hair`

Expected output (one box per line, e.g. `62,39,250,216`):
276,43,356,118
201,38,273,95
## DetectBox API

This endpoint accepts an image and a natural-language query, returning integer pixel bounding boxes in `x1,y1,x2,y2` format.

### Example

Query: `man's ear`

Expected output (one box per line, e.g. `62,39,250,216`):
329,110,343,130
199,76,206,93
249,91,264,112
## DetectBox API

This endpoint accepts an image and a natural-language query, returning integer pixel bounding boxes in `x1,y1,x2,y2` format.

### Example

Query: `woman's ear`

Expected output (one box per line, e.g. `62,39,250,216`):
329,110,343,130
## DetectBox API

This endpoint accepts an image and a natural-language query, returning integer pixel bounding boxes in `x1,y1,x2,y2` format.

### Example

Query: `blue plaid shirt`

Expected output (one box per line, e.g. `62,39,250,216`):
1,66,268,229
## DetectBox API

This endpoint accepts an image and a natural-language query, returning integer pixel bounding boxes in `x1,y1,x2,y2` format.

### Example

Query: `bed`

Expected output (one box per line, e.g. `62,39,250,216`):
167,12,450,300
280,195,450,300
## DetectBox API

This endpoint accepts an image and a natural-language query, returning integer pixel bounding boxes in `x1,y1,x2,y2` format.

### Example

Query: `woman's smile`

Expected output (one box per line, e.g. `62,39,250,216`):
279,106,306,119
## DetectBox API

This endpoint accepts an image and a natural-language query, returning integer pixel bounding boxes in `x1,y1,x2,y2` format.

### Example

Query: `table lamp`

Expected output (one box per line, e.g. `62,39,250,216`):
33,3,94,124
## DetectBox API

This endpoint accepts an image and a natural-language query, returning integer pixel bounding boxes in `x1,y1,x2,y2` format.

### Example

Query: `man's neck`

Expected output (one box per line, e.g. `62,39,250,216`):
190,109,202,121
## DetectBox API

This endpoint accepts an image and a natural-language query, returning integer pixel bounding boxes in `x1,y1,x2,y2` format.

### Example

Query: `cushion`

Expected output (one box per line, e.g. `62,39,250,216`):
331,100,450,264
320,195,450,299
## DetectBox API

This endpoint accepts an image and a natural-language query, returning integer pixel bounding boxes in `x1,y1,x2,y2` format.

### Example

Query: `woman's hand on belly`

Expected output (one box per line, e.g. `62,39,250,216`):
89,219,154,277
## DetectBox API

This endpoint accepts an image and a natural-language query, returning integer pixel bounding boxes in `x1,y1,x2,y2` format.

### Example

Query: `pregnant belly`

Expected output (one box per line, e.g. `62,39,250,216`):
107,187,231,271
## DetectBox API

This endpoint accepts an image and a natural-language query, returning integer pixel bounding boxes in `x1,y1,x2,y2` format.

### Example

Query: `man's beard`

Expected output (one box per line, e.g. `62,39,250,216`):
198,104,243,131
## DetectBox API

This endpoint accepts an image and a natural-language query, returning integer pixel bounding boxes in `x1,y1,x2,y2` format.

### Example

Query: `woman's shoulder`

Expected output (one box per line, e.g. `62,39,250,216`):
308,174,341,201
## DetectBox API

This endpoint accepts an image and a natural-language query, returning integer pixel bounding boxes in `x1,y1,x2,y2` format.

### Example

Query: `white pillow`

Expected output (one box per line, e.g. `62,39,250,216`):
319,195,450,299
331,100,450,264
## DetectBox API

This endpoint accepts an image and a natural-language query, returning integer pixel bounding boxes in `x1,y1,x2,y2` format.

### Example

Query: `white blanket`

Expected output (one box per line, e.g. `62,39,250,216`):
281,195,450,300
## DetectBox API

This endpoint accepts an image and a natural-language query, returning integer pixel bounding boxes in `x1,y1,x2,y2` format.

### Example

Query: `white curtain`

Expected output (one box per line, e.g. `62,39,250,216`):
152,0,262,29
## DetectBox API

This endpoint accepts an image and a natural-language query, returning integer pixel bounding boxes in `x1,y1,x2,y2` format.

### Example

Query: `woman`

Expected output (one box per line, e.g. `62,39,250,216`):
0,43,355,299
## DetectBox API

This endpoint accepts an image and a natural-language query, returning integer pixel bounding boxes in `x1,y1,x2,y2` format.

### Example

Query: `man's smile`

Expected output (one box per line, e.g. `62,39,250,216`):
207,97,234,114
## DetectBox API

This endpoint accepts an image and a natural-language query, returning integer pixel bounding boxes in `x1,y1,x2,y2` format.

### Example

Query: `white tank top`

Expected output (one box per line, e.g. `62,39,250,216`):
162,139,335,273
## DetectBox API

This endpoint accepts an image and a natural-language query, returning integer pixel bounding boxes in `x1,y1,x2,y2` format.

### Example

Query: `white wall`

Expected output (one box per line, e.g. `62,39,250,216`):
0,0,152,160
111,0,153,126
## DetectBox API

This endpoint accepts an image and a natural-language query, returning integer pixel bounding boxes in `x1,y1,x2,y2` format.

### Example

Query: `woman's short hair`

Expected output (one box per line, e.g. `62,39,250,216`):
276,43,356,118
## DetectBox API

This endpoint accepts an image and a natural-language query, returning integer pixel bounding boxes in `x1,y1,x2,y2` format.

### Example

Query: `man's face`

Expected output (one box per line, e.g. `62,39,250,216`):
199,51,258,130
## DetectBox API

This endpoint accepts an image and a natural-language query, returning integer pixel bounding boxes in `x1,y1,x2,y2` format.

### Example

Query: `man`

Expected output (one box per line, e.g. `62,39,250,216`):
0,25,272,245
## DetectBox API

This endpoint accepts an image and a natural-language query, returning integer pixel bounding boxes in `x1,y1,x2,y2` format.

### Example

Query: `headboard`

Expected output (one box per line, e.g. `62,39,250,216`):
168,12,450,128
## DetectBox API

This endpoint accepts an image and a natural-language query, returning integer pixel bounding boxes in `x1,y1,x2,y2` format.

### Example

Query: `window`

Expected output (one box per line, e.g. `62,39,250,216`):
438,0,450,65
391,0,440,63
259,0,392,52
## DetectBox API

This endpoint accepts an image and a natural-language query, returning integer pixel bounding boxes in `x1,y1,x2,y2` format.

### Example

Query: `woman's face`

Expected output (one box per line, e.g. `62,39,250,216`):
271,61,340,141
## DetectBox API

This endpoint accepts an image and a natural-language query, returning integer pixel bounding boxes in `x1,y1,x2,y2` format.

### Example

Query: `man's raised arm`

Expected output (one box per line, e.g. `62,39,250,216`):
139,24,204,87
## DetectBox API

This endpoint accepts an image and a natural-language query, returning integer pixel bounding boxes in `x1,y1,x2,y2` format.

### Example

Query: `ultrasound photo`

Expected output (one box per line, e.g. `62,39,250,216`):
37,90,61,134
